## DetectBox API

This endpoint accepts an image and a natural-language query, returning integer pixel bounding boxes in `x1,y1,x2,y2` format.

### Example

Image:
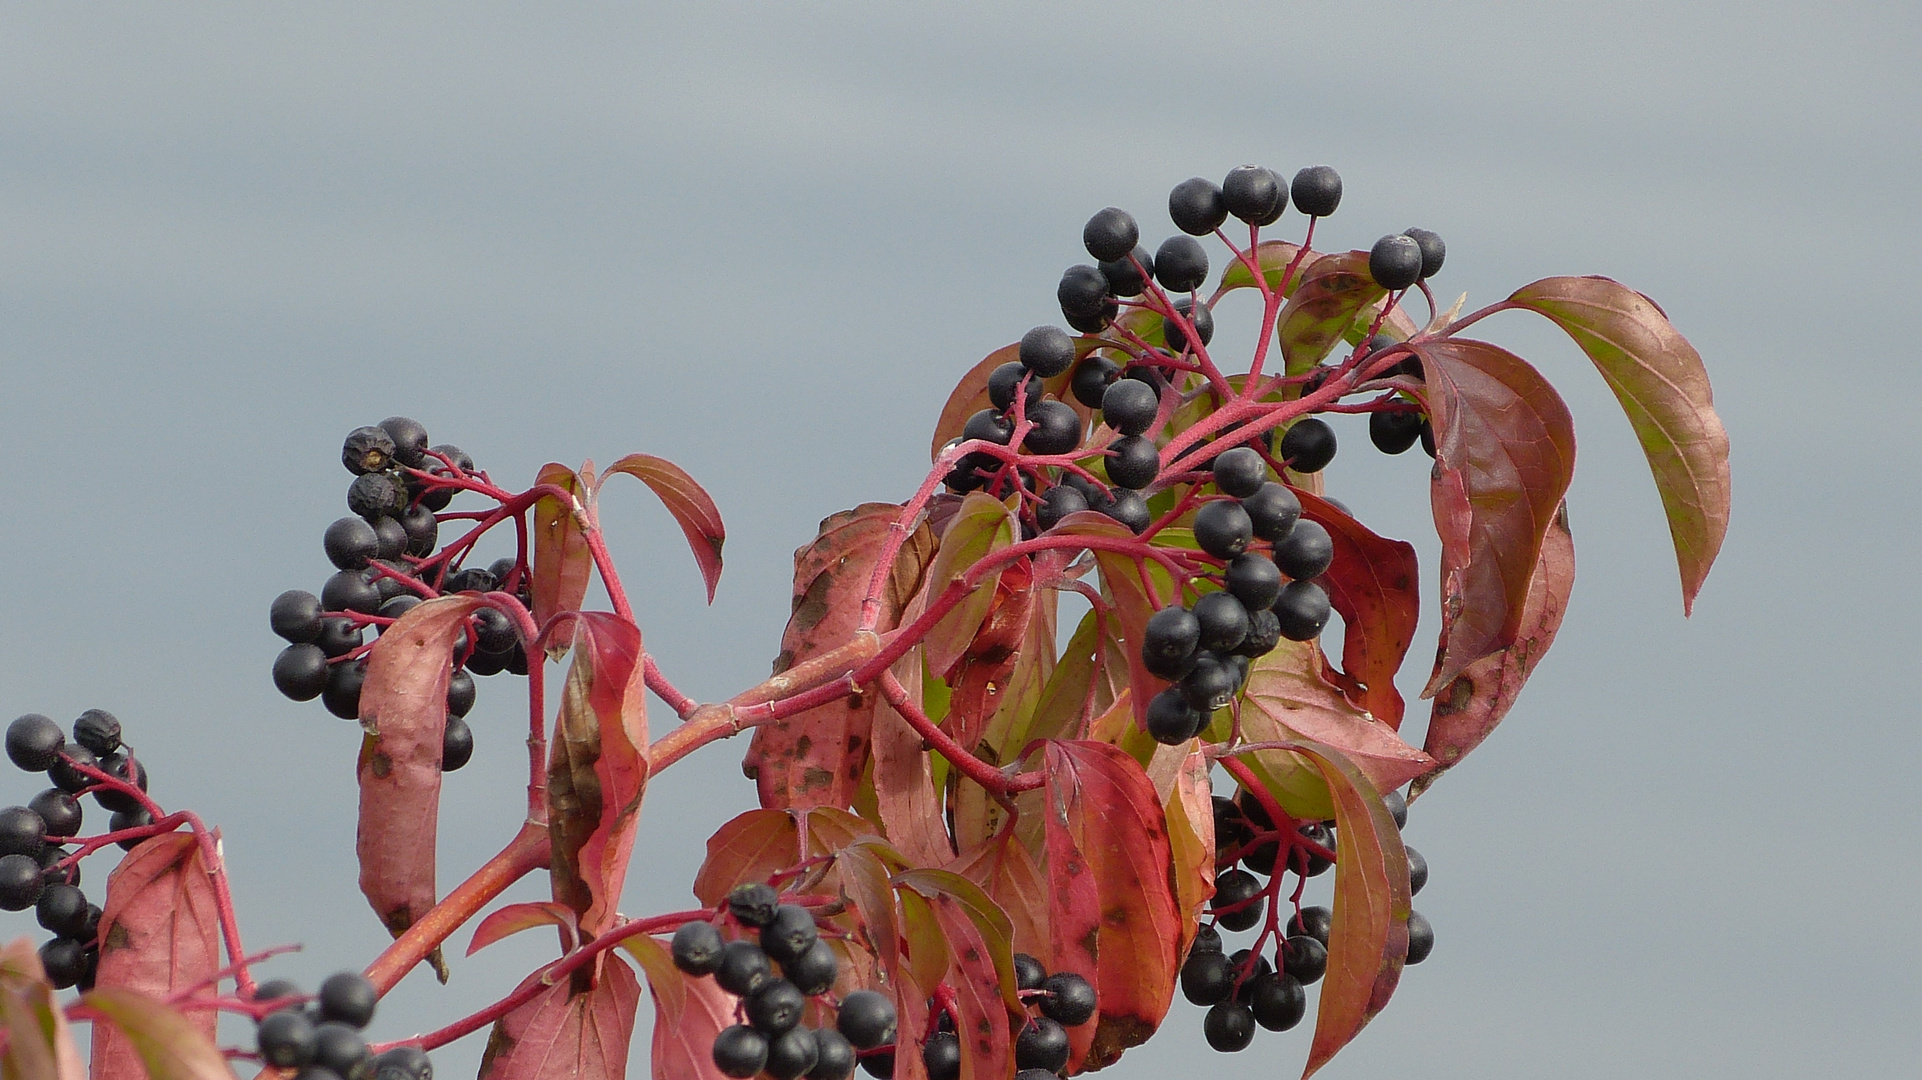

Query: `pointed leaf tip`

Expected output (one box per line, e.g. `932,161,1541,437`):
604,453,727,603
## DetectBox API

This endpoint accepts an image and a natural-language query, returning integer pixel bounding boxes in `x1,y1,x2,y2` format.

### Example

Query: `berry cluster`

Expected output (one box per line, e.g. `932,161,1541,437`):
914,952,1093,1080
251,970,430,1080
269,418,529,771
2,711,150,989
1180,785,1433,1053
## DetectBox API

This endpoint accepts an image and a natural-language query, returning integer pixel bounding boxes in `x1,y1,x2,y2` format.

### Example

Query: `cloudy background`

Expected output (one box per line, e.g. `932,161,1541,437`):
1,3,1915,1078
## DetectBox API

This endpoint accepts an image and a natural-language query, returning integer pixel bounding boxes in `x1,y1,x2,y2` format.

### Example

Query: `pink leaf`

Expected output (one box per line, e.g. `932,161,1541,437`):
602,453,728,603
80,989,235,1080
477,955,640,1080
1241,639,1436,800
91,832,222,1080
531,463,593,633
467,902,580,957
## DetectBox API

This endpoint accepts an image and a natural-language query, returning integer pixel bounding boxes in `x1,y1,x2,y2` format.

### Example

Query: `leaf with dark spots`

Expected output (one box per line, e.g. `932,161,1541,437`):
0,939,86,1080
1409,337,1576,691
81,988,231,1080
1296,488,1420,728
896,874,1016,1080
1242,639,1435,804
1506,276,1727,613
531,462,592,638
357,594,484,974
91,831,222,1080
477,954,640,1080
1041,741,1181,1071
691,809,799,907
1414,503,1574,798
922,492,1017,679
940,557,1036,762
745,503,934,811
896,888,951,1014
602,453,727,603
625,936,735,1080
542,611,650,941
467,902,580,957
947,831,1049,960
1277,251,1389,374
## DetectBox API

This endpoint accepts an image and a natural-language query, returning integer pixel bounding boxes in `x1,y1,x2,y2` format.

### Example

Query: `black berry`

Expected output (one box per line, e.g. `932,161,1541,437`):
1164,297,1214,352
716,940,774,997
1082,207,1139,263
784,937,840,996
71,710,122,757
47,745,97,795
713,1025,770,1079
398,504,438,557
437,717,472,772
1212,868,1263,932
1179,654,1238,713
0,854,42,910
988,362,1043,413
765,1027,821,1080
347,472,408,522
672,920,726,976
40,937,86,990
378,417,430,468
760,904,820,967
321,569,382,615
313,1021,371,1077
0,806,45,859
961,408,1014,448
1406,845,1428,895
1100,245,1153,297
1019,326,1077,378
1280,935,1327,984
1193,500,1253,559
372,1045,434,1080
1405,911,1434,964
1273,519,1333,580
1023,400,1082,456
1278,418,1336,473
1105,488,1151,534
1225,554,1283,611
1039,971,1096,1026
921,1032,960,1080
8,716,65,773
1369,408,1424,454
1241,482,1301,541
1168,177,1227,236
1070,356,1121,409
836,989,897,1050
1211,447,1266,498
1013,952,1047,991
258,1009,318,1068
1100,379,1159,438
342,426,398,475
1057,265,1113,321
322,659,368,721
1153,235,1209,293
1035,486,1087,531
1145,687,1203,745
1369,234,1424,291
274,645,331,702
94,751,147,813
1246,971,1306,1031
1383,787,1409,829
1105,435,1159,490
36,883,89,937
1203,1000,1256,1052
271,591,325,644
1222,165,1285,225
747,979,807,1035
316,616,363,658
1289,166,1342,217
1403,227,1446,279
1015,1017,1069,1072
446,670,476,719
1180,949,1235,1006
809,1030,856,1080
1191,592,1250,654
318,970,378,1029
1297,820,1334,876
1271,581,1331,641
1287,906,1332,945
30,790,81,838
729,882,781,927
1065,299,1117,333
372,516,408,561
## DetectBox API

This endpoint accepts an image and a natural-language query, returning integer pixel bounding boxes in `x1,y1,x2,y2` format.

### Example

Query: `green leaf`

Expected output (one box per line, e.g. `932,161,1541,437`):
81,989,235,1080
1276,252,1388,374
1240,639,1434,811
920,491,1017,678
1212,240,1312,296
1505,275,1729,613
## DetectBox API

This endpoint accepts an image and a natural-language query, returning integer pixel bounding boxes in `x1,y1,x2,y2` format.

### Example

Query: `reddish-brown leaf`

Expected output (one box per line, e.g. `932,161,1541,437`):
531,463,592,635
691,809,799,907
1242,639,1435,801
1155,747,1216,960
477,955,640,1080
80,989,233,1080
542,611,650,940
0,939,86,1080
91,832,221,1080
1296,489,1420,728
950,569,1059,851
836,842,903,983
745,504,933,811
467,902,580,957
625,936,735,1080
1068,513,1178,732
896,872,1016,1080
601,453,727,603
1414,503,1575,797
940,557,1035,757
1506,276,1728,613
922,492,1017,679
1409,337,1576,691
1276,251,1389,374
947,831,1049,961
930,344,1019,462
871,629,952,868
1041,740,1181,1071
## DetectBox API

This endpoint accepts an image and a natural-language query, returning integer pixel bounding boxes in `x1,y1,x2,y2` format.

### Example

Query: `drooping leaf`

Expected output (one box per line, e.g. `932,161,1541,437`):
1506,276,1728,612
1296,489,1420,728
836,842,903,982
745,504,934,811
870,634,952,868
1242,638,1435,807
602,453,728,603
1276,252,1388,375
82,988,233,1080
895,888,951,1018
467,902,580,957
940,557,1036,762
1158,748,1216,960
1414,503,1575,797
950,569,1058,851
627,937,734,1080
1068,513,1178,731
896,872,1017,1080
691,809,799,907
0,939,85,1080
531,463,593,636
477,955,640,1080
947,832,1049,960
91,832,222,1080
1041,740,1182,1070
922,492,1017,679
1409,337,1576,691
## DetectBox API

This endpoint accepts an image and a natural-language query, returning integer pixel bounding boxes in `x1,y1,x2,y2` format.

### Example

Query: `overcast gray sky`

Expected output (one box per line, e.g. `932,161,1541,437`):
1,3,1916,1078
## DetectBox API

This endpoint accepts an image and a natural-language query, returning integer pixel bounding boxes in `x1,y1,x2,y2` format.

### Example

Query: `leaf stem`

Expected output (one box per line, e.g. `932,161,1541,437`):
362,820,551,995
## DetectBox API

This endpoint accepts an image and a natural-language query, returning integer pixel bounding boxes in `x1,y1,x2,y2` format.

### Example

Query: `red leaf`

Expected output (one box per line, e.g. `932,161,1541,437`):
602,453,728,603
691,809,798,907
1414,503,1575,796
622,936,733,1080
80,989,234,1080
1296,489,1420,728
836,842,903,983
1242,639,1435,800
477,955,640,1080
922,493,1017,679
896,872,1017,1080
91,832,222,1080
0,939,86,1080
1069,513,1178,732
871,622,952,868
947,832,1048,960
531,463,592,633
467,902,580,957
1155,748,1217,959
1041,741,1181,1071
1507,276,1728,613
1276,252,1389,374
930,344,1018,463
1410,337,1576,691
744,504,933,810
542,612,650,940
357,595,484,977
940,558,1036,756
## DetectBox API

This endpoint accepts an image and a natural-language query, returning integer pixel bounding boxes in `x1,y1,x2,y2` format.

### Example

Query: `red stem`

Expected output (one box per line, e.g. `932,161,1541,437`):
877,672,1043,796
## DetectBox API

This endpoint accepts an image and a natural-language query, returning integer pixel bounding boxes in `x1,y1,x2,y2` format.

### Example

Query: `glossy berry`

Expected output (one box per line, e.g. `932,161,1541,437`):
1105,488,1151,534
1070,355,1121,408
1403,227,1446,278
747,979,807,1035
1035,486,1087,532
36,883,88,938
274,645,331,702
836,989,897,1049
1023,399,1082,455
446,670,476,720
961,408,1014,448
322,660,367,720
713,1025,770,1079
398,504,438,557
1211,447,1266,498
1370,408,1424,454
729,881,781,927
318,971,378,1029
672,920,726,976
809,1029,857,1080
1099,245,1153,297
1225,555,1283,611
1192,592,1250,654
372,516,408,561
40,937,86,990
94,752,147,813
8,715,65,773
0,807,45,859
1281,935,1327,984
1246,972,1306,1031
1168,177,1227,236
1015,1017,1070,1072
1013,952,1047,991
46,746,97,795
1141,607,1199,679
1105,435,1159,490
71,710,122,757
716,939,774,997
321,569,382,615
1290,165,1342,217
1296,820,1335,877
1181,949,1235,1006
1288,906,1332,945
1222,165,1285,225
440,717,474,772
1039,971,1096,1026
1369,234,1424,291
372,1046,434,1080
1180,654,1239,713
1019,326,1077,378
1203,1000,1256,1052
1057,265,1112,321
378,416,430,468
429,444,475,473
1228,949,1272,1002
110,806,154,847
1383,787,1409,829
271,590,324,644
1193,500,1253,559
1212,868,1263,932
347,472,408,521
1273,519,1334,580
1153,235,1209,293
988,362,1042,413
1241,482,1301,541
1405,911,1434,964
1082,207,1139,263
760,904,820,967
1145,687,1203,745
921,1031,960,1080
315,616,363,658
1272,580,1332,641
342,426,397,475
784,937,840,995
1101,378,1159,437
1278,418,1336,473
1164,297,1214,352
258,1009,318,1068
0,854,42,910
30,790,81,838
765,1027,820,1080
1406,845,1428,895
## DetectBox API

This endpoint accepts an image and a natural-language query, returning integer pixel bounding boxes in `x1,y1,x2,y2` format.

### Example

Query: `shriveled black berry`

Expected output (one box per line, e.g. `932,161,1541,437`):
312,1021,370,1077
372,1046,434,1080
71,710,122,758
1203,1000,1256,1052
1278,418,1336,473
961,409,1014,449
920,1031,961,1080
1370,408,1424,454
1193,500,1253,560
342,426,398,475
1082,207,1139,263
1057,265,1113,321
1099,245,1153,297
1369,234,1424,291
1013,952,1047,992
1105,435,1159,490
274,645,331,702
1145,687,1203,745
30,790,81,839
836,989,897,1050
1212,868,1263,932
1015,1017,1069,1072
1406,845,1428,895
1105,488,1151,534
347,473,408,522
1246,971,1306,1031
1241,482,1301,542
808,1029,856,1080
1168,177,1227,236
783,937,839,996
747,979,808,1035
1211,447,1266,498
1039,971,1096,1026
446,670,476,720
1272,581,1331,641
321,570,382,616
1288,906,1332,945
1153,235,1209,293
1405,911,1434,964
1141,605,1200,680
713,1025,770,1078
1023,400,1082,456
729,882,781,927
322,660,368,721
988,362,1042,414
40,937,86,990
716,939,774,997
760,904,820,967
1273,519,1334,580
0,853,42,910
1070,355,1121,409
443,566,498,595
672,920,726,976
316,617,363,659
1290,166,1342,217
1035,486,1087,532
1234,608,1282,658
1281,935,1327,986
8,716,65,773
271,591,325,645
259,1009,319,1068
1101,378,1159,437
1191,592,1250,654
1222,165,1285,225
1164,297,1214,352
1181,949,1235,1006
1019,326,1077,378
1179,654,1238,713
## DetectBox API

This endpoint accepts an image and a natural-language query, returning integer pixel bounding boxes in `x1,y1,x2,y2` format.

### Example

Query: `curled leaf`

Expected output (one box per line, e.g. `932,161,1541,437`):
1242,640,1435,804
531,463,593,635
602,453,728,603
91,832,222,1080
1277,252,1388,374
1297,489,1419,728
467,902,581,957
82,988,234,1080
